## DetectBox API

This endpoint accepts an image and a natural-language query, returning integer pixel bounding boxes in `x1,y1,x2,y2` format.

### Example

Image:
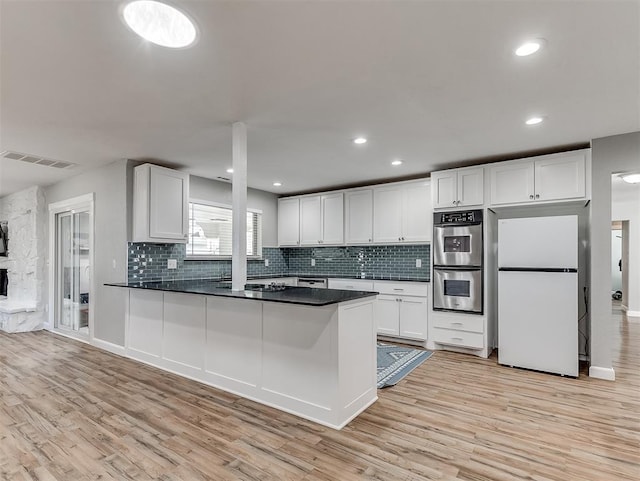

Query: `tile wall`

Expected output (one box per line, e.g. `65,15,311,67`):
128,243,430,282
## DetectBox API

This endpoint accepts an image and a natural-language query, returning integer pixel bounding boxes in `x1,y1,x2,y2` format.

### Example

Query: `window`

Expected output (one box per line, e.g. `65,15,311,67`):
186,201,262,258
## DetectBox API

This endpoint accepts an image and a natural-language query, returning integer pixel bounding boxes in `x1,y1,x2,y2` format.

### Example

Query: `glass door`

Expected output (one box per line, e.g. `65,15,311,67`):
56,210,91,335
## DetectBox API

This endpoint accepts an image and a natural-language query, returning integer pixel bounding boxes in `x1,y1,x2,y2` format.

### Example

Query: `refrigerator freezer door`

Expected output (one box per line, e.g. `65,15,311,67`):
498,270,578,376
498,215,578,269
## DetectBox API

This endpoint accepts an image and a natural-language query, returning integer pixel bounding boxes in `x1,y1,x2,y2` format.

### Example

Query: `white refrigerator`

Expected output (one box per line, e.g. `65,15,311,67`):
498,215,579,377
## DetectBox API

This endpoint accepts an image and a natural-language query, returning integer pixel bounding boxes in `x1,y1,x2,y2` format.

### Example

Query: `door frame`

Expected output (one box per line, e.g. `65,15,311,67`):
48,193,95,341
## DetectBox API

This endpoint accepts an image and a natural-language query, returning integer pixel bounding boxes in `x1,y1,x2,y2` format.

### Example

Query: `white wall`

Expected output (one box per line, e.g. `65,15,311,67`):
45,159,129,346
189,175,279,247
612,179,640,313
590,131,640,380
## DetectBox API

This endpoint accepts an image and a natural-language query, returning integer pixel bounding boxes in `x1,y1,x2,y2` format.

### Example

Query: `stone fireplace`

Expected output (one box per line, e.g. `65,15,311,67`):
0,186,46,332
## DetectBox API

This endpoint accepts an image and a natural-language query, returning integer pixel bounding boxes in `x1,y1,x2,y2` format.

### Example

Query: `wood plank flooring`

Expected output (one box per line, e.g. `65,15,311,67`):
1,307,638,481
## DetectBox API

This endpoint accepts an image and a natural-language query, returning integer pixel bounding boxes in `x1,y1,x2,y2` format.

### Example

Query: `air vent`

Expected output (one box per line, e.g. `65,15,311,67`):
1,150,76,169
216,176,231,182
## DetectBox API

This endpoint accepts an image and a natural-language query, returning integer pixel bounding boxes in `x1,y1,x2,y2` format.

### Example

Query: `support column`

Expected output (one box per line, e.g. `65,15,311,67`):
232,122,248,291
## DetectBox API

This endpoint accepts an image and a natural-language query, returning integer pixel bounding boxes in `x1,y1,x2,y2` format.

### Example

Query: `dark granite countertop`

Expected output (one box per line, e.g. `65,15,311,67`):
225,274,430,282
106,279,378,307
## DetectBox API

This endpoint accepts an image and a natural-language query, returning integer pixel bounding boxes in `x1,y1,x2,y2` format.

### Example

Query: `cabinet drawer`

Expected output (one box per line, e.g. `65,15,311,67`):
328,279,375,291
431,315,484,334
374,280,429,297
432,328,484,349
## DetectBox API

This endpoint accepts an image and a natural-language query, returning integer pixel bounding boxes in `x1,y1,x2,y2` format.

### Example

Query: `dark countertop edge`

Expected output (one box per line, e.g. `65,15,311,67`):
105,282,378,307
125,274,430,283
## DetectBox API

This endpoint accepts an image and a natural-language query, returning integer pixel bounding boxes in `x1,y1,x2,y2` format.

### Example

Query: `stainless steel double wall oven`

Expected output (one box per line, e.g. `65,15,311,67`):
432,209,483,314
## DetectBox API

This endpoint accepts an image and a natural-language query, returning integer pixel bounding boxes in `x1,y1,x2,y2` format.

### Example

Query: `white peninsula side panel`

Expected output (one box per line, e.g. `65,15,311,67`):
125,289,377,430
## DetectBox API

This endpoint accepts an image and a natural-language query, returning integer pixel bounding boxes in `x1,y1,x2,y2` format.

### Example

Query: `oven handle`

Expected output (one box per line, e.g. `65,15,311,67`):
433,266,482,271
433,222,483,228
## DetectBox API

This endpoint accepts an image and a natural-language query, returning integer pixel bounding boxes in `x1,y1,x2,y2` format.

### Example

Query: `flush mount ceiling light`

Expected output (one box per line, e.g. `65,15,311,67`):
353,137,367,145
525,116,545,125
391,159,403,166
621,173,640,184
122,1,197,48
515,39,545,57
273,182,282,187
226,168,234,174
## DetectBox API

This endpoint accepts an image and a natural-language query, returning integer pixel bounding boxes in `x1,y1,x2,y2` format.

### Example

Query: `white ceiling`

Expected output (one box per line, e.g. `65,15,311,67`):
1,0,639,197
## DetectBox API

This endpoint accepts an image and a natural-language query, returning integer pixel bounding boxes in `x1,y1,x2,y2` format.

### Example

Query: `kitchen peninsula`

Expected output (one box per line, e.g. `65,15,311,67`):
107,280,378,429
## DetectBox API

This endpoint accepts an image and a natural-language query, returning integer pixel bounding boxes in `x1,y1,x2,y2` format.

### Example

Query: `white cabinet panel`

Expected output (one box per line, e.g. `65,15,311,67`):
373,186,403,242
163,293,206,370
490,161,535,205
321,193,344,244
300,196,322,245
277,197,300,246
432,167,484,209
373,280,429,297
399,296,428,340
328,279,375,291
457,167,484,207
535,153,586,201
128,290,163,358
133,163,189,243
375,295,400,336
432,327,484,349
345,190,373,244
431,171,458,209
205,297,261,386
402,181,431,242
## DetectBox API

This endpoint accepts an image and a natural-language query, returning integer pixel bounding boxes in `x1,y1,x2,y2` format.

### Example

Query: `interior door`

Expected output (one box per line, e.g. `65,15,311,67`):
56,210,91,334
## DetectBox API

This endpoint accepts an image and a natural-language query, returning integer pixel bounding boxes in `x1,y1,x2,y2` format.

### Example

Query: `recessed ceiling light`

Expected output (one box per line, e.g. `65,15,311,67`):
622,174,640,184
515,39,544,57
226,168,234,174
273,182,282,187
525,116,544,125
122,1,197,48
391,160,403,166
353,137,367,144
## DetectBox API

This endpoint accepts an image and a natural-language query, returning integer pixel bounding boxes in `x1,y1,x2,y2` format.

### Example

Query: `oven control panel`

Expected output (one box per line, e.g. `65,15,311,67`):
435,209,483,225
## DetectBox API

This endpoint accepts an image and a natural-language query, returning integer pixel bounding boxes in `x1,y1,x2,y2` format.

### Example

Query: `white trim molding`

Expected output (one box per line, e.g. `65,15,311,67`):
623,308,640,318
589,366,616,381
92,338,126,356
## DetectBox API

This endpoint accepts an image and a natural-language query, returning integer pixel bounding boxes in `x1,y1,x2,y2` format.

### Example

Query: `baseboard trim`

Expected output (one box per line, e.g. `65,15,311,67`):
92,338,126,356
589,366,615,381
624,309,640,318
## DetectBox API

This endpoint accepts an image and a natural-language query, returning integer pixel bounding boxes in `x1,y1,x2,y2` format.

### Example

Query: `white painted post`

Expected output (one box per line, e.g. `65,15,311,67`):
232,122,248,291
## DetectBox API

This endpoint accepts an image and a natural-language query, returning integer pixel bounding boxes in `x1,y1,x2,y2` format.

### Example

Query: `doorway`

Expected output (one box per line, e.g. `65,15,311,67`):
49,194,94,339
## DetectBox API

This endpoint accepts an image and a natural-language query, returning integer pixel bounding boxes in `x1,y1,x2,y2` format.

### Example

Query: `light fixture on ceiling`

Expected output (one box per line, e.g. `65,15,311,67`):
353,137,367,145
515,39,545,57
525,116,545,125
226,168,234,174
273,182,282,187
122,1,197,48
621,173,640,184
391,159,403,166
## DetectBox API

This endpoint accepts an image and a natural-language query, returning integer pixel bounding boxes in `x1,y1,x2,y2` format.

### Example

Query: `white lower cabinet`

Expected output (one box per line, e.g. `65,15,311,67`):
373,281,429,341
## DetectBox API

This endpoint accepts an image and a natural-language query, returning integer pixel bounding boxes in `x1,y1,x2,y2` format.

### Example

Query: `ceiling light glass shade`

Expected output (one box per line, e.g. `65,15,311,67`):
515,41,542,57
525,116,544,125
123,1,197,48
226,168,234,174
353,137,367,144
273,182,282,187
391,160,403,166
622,174,640,184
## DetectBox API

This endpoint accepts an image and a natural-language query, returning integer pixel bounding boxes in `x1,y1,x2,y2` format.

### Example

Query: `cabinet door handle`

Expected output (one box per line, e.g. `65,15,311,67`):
369,238,372,242
535,194,540,199
393,288,404,291
452,200,456,205
529,194,534,199
451,337,463,342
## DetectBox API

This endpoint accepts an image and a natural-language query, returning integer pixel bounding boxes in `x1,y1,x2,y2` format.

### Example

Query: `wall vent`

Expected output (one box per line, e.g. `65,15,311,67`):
0,150,77,169
216,176,231,182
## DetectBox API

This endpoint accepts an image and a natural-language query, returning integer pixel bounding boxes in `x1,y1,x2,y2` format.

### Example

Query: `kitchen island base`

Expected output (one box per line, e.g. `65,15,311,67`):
125,290,377,429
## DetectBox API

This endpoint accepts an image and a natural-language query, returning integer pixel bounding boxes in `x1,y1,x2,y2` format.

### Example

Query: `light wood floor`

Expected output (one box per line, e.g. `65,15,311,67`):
1,308,639,481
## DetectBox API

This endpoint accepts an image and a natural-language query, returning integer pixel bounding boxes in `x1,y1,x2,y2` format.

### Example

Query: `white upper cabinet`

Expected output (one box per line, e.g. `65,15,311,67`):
373,181,431,243
299,193,344,246
431,167,484,209
490,151,587,206
345,189,373,244
277,197,300,246
133,163,189,243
